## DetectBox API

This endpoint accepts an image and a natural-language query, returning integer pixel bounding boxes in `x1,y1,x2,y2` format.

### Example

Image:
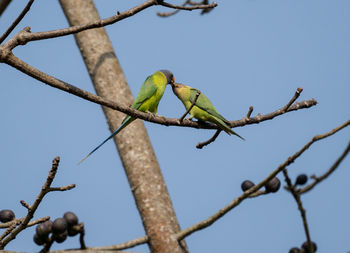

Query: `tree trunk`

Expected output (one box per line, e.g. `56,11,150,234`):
58,1,187,252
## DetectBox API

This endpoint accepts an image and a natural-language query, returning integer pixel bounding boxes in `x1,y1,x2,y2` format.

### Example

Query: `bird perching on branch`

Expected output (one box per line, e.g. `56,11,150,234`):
79,70,175,164
171,82,244,140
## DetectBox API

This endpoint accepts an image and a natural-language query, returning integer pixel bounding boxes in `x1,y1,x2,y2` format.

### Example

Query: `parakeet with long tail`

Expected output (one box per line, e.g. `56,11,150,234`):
171,83,244,140
79,70,175,164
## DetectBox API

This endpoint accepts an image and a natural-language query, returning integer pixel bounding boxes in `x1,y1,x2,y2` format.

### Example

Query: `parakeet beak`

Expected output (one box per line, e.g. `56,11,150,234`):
171,76,175,85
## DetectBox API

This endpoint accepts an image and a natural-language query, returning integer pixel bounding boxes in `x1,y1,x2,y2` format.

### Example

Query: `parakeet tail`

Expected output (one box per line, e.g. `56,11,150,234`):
78,116,135,165
214,118,245,141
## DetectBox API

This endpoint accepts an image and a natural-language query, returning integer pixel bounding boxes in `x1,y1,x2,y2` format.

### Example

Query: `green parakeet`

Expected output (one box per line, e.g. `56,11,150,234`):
79,70,174,164
171,83,244,140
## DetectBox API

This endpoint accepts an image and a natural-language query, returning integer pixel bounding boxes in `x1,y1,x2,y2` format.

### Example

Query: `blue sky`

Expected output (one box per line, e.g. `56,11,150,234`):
1,0,349,252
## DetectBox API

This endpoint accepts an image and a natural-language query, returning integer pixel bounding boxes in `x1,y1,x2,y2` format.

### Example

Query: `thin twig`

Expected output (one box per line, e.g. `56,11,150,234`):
248,190,268,198
79,223,86,249
48,184,76,192
197,87,305,148
0,0,11,17
179,90,201,122
159,1,217,11
20,200,31,210
196,129,221,149
0,223,16,241
157,0,216,17
299,141,350,194
0,0,34,44
157,8,180,17
91,235,148,251
230,87,312,127
0,0,217,51
0,53,318,132
0,157,75,249
40,236,53,253
283,169,313,252
0,216,49,229
176,119,350,241
246,106,254,119
27,216,50,227
282,87,303,112
188,0,206,5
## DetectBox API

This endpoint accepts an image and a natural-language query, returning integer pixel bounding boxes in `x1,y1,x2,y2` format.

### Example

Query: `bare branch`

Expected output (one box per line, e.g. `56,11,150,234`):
196,130,221,149
91,235,148,251
299,141,350,194
78,223,86,250
2,1,156,48
0,0,11,16
0,53,318,133
231,87,316,128
0,0,34,44
248,190,268,198
179,90,200,122
196,87,308,148
40,236,53,253
157,0,216,17
27,216,50,227
0,157,75,248
51,250,138,253
48,184,76,192
159,1,217,11
0,0,217,51
0,216,49,229
20,200,31,210
157,8,180,17
282,87,303,112
0,223,16,241
176,119,350,241
246,106,254,119
283,169,312,251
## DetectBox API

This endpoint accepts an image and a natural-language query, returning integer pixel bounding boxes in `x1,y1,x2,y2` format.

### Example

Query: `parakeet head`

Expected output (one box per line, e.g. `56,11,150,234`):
159,70,175,85
171,83,186,96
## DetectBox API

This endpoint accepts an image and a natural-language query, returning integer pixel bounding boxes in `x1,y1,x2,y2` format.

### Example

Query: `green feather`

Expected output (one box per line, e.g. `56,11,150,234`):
132,75,157,110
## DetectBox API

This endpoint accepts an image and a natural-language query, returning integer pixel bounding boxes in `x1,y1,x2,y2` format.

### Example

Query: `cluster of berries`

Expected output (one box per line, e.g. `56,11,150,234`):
241,177,281,193
241,173,309,193
289,241,317,253
34,211,80,245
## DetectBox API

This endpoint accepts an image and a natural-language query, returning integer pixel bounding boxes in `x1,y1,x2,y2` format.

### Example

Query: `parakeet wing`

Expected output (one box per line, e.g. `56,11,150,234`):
189,88,229,123
132,76,157,110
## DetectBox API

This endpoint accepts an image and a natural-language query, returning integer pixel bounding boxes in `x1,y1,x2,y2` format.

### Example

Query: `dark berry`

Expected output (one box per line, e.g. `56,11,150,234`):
36,220,53,237
33,233,46,246
295,174,308,185
63,211,78,227
52,218,67,235
265,177,281,193
289,247,300,253
0,209,15,223
53,230,68,243
301,241,317,252
241,180,255,192
68,226,80,237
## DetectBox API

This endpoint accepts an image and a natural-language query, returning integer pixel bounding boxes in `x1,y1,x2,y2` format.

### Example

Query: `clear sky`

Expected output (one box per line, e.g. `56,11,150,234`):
1,0,349,252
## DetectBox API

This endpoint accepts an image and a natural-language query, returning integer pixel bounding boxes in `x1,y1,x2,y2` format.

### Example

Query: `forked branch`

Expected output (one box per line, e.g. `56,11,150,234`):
176,119,350,240
0,157,75,249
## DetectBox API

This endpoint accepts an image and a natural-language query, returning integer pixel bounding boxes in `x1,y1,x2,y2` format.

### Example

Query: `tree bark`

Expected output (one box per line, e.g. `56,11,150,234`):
58,1,187,252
